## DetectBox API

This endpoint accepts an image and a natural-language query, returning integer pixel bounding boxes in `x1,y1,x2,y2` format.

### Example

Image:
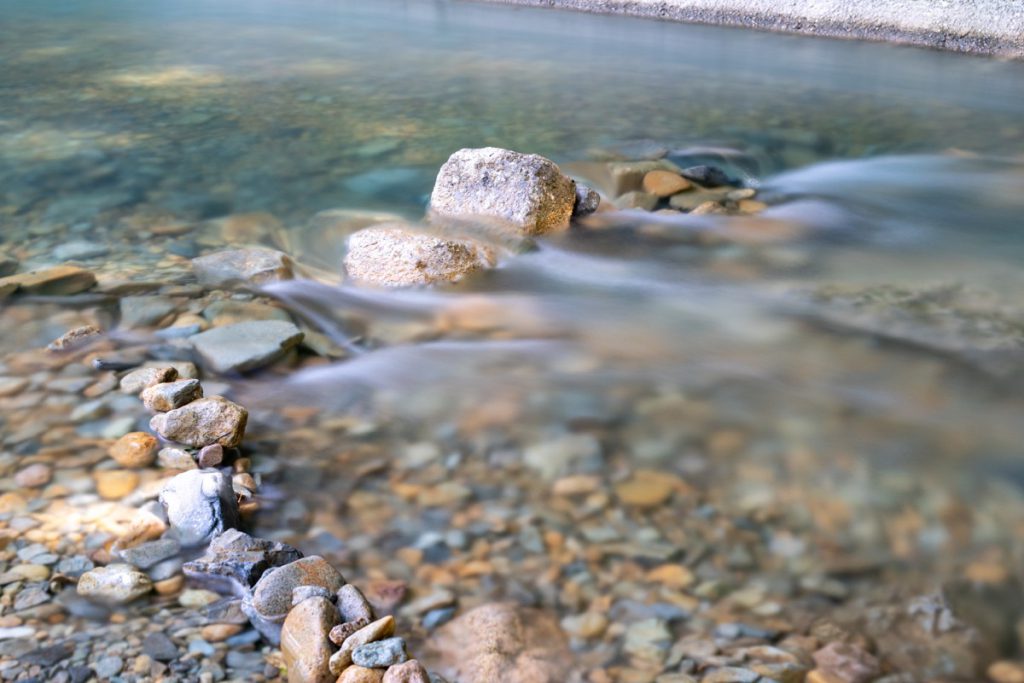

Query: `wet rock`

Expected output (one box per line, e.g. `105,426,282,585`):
383,660,431,683
120,295,177,328
149,396,248,448
353,637,408,668
614,190,658,211
142,632,179,662
94,469,140,499
76,564,153,603
643,170,691,197
330,616,396,676
109,431,159,468
158,447,197,470
190,320,304,373
141,378,203,412
572,184,601,218
197,443,223,468
339,667,385,683
337,584,375,623
282,595,339,683
47,325,102,352
114,537,180,570
429,147,576,235
183,529,302,595
244,556,345,645
14,464,52,489
679,165,733,187
429,603,570,683
0,265,96,296
344,224,496,288
811,642,879,683
158,469,240,548
53,240,109,261
192,247,294,287
120,366,178,394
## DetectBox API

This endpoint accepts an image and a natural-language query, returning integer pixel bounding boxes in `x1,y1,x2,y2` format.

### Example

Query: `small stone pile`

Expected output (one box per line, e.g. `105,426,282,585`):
75,363,441,682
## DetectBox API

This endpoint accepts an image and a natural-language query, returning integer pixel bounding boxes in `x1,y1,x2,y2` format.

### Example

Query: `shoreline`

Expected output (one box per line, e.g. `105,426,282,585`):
474,0,1024,60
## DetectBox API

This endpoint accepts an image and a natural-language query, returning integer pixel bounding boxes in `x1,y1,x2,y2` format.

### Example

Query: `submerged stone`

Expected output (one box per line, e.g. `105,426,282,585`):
189,320,304,373
191,247,294,287
428,147,576,235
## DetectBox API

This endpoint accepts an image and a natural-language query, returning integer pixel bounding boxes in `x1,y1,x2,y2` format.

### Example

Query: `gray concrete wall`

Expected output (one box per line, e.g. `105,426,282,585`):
478,0,1024,59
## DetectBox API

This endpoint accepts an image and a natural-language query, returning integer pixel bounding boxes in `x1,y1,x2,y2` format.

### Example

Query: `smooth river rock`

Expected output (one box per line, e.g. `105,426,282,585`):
281,595,339,683
329,615,396,676
0,265,96,297
344,224,495,287
352,637,408,668
158,469,240,548
120,366,178,394
76,564,153,604
191,247,294,287
428,147,576,235
189,320,304,373
141,378,203,412
428,603,570,683
243,556,346,645
149,396,248,448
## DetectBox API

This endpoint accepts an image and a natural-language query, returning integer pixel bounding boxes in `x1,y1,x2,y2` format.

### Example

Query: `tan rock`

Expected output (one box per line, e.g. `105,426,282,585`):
191,247,294,287
812,642,879,683
989,661,1024,683
429,603,570,683
140,379,203,412
614,470,677,508
154,575,185,595
77,564,152,603
382,660,430,683
120,366,178,394
250,556,346,625
282,596,339,683
337,666,384,683
109,432,158,468
642,170,691,198
14,463,52,488
95,470,140,499
329,616,396,676
150,396,248,448
201,623,244,642
344,224,495,288
0,265,96,296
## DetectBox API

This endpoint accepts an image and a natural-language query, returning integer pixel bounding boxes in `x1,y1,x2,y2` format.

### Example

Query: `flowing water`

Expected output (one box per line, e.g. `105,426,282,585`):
2,0,1024,680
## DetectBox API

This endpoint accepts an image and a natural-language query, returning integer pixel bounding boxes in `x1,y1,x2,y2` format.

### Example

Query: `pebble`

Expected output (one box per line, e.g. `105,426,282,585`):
352,637,408,668
338,666,385,683
142,632,179,662
140,378,203,412
178,588,221,608
330,615,396,675
200,624,244,642
614,470,677,508
190,320,304,373
77,564,153,603
150,396,248,448
560,612,608,639
94,469,140,499
281,595,338,683
120,366,178,394
114,537,180,569
812,642,880,683
93,656,124,679
989,661,1024,683
197,443,223,468
642,170,691,197
158,447,198,470
0,265,96,296
47,325,102,352
109,431,158,468
14,463,52,488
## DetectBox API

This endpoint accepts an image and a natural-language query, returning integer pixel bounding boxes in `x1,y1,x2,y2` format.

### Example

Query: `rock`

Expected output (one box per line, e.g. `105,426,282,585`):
158,447,197,470
14,464,52,488
606,160,681,196
201,624,244,642
140,379,203,412
680,165,733,187
353,637,408,668
0,265,96,296
77,564,152,603
183,529,302,595
189,320,304,373
429,603,569,683
142,632,179,662
337,584,375,623
330,619,371,647
428,147,576,235
94,656,124,679
989,661,1024,683
94,470,140,499
623,618,672,665
338,667,385,683
614,470,678,508
47,325,102,352
109,432,158,468
197,444,223,468
120,296,177,328
120,366,178,394
191,248,294,287
54,240,109,260
330,616,396,676
572,184,601,218
811,642,879,683
344,224,496,288
114,537,180,570
179,588,221,608
158,469,240,547
560,612,608,640
281,596,338,683
383,660,431,683
150,396,248,448
244,556,346,645
293,585,334,606
613,191,658,211
642,170,691,197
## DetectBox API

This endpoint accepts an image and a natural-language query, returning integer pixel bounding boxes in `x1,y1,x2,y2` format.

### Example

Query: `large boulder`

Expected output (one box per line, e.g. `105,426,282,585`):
344,224,495,288
158,469,240,548
427,603,570,683
428,148,576,236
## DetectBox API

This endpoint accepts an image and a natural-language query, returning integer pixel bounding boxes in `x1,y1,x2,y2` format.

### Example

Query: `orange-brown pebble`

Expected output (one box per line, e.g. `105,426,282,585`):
95,470,140,499
642,170,691,198
153,575,185,595
337,666,385,683
109,432,158,468
201,623,244,642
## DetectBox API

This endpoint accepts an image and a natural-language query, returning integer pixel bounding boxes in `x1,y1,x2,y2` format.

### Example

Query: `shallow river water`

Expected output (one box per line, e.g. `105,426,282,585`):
2,1,1024,682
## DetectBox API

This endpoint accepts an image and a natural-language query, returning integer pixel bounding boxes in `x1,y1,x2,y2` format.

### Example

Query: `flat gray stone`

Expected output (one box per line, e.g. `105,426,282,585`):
352,636,408,668
192,248,294,288
189,320,304,373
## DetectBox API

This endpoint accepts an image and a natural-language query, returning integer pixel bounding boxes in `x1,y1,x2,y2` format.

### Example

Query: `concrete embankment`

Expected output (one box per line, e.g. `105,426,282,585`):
479,0,1024,59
